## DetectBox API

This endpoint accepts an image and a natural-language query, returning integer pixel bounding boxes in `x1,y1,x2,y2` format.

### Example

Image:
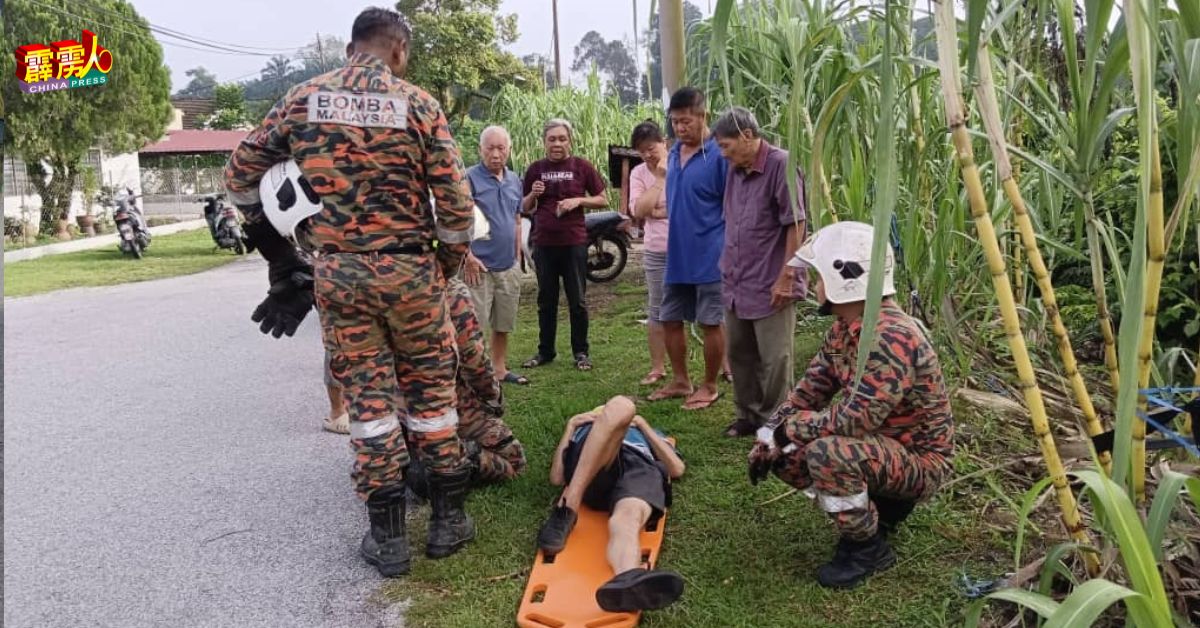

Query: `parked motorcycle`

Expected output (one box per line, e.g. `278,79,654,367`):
112,187,151,259
201,194,246,254
519,211,631,283
583,211,631,283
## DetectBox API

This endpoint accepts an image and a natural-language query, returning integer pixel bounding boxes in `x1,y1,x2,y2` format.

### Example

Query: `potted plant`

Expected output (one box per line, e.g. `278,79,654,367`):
75,166,99,236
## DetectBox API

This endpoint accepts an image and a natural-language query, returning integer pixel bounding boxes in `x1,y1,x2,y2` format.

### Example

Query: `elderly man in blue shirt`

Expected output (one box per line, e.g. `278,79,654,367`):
464,125,529,385
648,87,730,412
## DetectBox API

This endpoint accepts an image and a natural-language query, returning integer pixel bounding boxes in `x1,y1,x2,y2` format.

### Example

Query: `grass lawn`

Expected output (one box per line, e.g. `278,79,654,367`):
393,274,1026,627
4,228,242,297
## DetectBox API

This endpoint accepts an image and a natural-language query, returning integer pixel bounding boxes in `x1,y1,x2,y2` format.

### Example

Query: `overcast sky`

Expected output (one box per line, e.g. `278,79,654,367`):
127,0,715,92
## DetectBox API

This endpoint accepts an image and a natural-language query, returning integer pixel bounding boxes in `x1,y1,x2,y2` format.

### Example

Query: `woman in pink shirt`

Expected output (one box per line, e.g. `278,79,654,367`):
629,121,671,385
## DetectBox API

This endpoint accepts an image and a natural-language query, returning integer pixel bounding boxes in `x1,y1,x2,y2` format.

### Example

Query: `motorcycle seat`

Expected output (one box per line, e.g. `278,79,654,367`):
584,210,624,230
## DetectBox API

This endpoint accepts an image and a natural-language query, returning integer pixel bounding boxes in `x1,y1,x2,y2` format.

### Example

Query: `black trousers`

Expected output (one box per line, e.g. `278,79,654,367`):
533,244,589,359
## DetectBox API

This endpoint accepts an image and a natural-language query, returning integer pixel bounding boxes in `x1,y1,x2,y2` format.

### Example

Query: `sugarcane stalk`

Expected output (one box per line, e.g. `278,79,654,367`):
1131,117,1165,503
933,0,1098,571
1083,195,1123,396
973,44,1111,473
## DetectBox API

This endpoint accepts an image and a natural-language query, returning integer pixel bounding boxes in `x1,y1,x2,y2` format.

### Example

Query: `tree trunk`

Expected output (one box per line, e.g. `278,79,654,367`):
26,155,80,237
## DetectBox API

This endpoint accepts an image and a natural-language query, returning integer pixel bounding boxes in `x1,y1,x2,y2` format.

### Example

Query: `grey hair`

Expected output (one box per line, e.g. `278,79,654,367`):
543,118,574,139
479,125,511,147
712,106,761,140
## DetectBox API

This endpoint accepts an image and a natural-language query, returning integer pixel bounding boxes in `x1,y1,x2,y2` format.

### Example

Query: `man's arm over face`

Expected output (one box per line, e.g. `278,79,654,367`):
224,95,294,226
635,417,685,480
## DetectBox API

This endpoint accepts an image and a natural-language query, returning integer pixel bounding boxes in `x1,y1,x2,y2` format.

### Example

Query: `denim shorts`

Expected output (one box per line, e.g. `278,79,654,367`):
659,281,724,326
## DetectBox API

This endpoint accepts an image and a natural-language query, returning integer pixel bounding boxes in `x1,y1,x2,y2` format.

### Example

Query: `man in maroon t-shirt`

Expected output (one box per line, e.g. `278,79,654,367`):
521,118,608,371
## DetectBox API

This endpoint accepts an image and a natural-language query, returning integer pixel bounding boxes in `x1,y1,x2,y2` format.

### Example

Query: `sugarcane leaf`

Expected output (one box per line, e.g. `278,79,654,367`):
1044,579,1140,628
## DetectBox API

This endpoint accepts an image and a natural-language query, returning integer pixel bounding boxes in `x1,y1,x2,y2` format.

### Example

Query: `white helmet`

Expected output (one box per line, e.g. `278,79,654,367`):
260,161,322,242
789,221,895,304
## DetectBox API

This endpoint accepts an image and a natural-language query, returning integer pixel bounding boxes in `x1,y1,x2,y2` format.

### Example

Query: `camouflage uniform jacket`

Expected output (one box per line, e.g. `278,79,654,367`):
223,52,472,253
772,303,955,460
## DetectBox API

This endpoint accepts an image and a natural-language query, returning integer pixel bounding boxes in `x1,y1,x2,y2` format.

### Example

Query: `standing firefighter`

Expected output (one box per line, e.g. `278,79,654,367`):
223,8,475,577
747,221,954,589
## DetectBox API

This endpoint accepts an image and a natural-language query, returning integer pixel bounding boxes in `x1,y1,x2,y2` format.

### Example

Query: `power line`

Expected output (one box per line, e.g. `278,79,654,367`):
77,0,299,54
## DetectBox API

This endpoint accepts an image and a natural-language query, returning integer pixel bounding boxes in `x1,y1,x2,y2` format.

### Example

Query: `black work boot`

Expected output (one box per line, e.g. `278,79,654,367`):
595,568,685,612
426,467,475,559
873,496,917,536
815,530,896,589
405,457,430,502
360,488,411,577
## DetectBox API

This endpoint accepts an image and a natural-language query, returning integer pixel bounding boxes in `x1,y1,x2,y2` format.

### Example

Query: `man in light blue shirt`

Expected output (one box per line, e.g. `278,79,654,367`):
649,87,729,412
464,126,529,385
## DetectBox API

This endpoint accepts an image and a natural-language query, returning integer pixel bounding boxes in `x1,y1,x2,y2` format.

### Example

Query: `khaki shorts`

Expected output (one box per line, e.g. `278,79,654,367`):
468,266,522,333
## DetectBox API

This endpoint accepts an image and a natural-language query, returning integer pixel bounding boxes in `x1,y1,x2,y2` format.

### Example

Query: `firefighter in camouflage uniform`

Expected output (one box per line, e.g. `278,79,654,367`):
747,221,955,589
223,8,475,578
407,277,527,497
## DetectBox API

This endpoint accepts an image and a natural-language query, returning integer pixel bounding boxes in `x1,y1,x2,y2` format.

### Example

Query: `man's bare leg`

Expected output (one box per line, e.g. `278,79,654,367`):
559,399,636,511
606,497,651,573
538,397,637,555
650,322,693,400
596,497,685,612
328,383,346,420
491,330,510,378
683,324,724,410
642,321,668,384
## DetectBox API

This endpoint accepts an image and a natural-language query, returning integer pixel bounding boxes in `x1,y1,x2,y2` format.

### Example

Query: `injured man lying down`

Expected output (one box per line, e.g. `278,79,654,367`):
536,395,686,612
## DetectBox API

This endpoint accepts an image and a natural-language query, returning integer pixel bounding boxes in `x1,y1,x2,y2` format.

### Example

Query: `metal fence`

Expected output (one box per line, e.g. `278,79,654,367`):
140,166,227,218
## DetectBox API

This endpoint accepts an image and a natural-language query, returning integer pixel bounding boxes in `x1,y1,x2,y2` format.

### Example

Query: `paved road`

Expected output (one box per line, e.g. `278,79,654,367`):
4,258,408,628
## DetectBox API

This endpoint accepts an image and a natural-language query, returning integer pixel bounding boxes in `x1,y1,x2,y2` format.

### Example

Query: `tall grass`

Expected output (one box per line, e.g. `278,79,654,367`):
458,72,661,177
693,0,1199,621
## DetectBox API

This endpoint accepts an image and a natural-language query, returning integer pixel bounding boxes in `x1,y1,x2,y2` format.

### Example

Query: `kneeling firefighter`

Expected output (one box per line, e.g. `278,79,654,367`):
747,221,955,589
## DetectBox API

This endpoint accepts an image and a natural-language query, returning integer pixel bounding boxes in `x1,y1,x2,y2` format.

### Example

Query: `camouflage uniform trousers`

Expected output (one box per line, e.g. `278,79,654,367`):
315,251,465,500
457,405,527,483
773,434,948,540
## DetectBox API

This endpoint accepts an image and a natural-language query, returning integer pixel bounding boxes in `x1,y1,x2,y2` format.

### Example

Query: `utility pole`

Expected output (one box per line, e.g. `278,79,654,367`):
633,0,641,101
315,32,326,72
552,0,562,88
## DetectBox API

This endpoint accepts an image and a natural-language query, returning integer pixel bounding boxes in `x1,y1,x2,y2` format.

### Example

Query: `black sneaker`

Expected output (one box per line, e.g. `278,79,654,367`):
596,568,685,612
536,504,578,555
815,531,896,589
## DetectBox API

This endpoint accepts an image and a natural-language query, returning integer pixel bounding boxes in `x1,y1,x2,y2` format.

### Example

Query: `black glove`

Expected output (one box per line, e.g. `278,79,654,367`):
748,442,777,486
251,267,315,338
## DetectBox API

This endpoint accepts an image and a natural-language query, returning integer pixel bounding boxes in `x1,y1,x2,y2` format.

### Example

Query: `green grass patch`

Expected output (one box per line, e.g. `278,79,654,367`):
396,280,1012,627
5,228,242,297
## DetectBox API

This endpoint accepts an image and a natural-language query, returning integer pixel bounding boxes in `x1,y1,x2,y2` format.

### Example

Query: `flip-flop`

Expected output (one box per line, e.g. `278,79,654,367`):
682,391,721,411
323,412,350,434
647,386,693,401
723,418,758,438
640,371,667,386
501,371,531,386
523,355,553,369
574,353,593,371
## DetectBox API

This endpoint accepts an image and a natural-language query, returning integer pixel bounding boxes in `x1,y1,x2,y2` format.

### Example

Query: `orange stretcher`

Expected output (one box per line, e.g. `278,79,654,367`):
517,430,674,628
516,504,668,628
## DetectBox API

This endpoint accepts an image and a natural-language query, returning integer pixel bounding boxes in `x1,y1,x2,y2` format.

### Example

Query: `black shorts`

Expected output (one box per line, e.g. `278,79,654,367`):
563,443,672,527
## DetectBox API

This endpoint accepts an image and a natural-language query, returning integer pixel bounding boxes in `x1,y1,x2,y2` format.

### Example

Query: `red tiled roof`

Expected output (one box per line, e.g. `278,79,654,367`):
140,129,248,154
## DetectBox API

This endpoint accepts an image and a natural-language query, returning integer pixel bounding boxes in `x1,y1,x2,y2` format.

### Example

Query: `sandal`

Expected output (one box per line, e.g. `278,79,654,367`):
640,371,666,386
574,353,593,371
501,371,531,386
323,412,350,435
682,390,721,411
723,418,758,438
523,354,553,369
